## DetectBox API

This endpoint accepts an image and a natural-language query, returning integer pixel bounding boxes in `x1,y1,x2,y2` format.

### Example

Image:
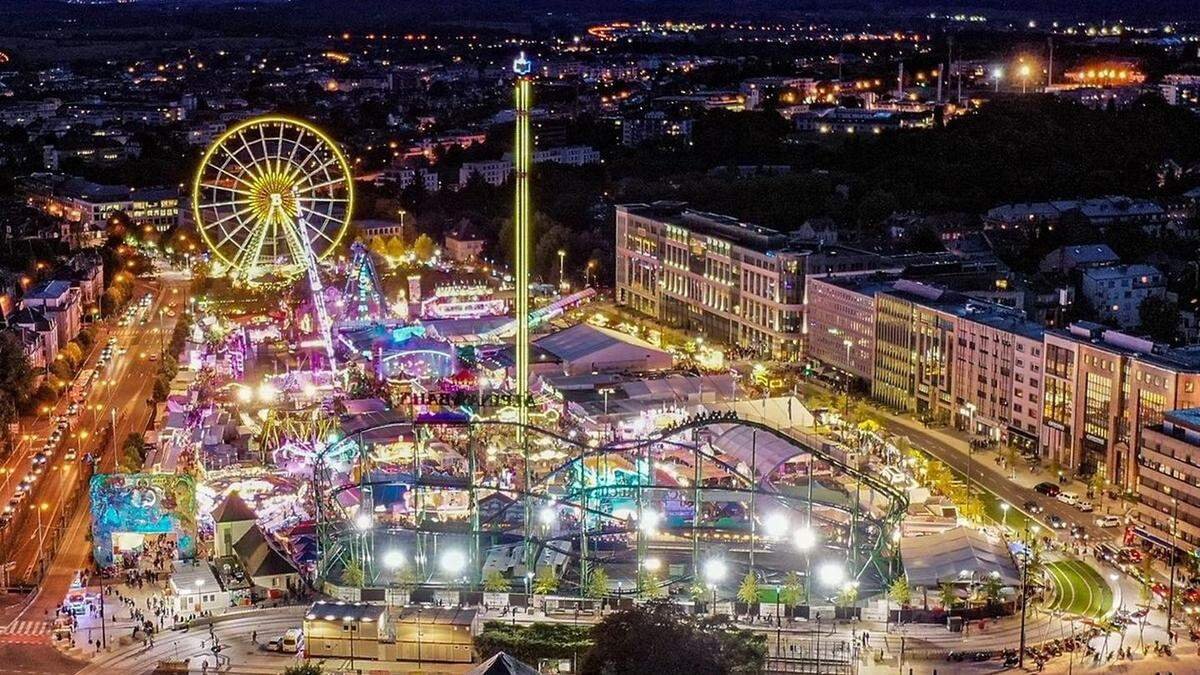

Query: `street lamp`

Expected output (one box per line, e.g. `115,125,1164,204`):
818,562,844,589
354,513,373,531
704,558,727,615
1019,63,1032,93
1000,502,1010,529
440,549,466,577
993,67,1004,92
793,526,817,551
383,550,405,570
763,512,789,540
557,249,566,291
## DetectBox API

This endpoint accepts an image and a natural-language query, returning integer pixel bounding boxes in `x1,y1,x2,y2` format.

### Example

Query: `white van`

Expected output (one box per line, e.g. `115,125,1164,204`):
281,628,304,654
1056,491,1079,506
1095,515,1122,528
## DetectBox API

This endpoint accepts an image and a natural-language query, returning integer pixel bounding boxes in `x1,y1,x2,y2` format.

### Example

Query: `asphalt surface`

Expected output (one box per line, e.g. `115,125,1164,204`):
0,276,186,672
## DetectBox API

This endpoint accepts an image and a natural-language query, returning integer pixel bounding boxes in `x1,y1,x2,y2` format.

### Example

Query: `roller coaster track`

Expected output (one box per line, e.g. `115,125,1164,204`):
313,413,909,593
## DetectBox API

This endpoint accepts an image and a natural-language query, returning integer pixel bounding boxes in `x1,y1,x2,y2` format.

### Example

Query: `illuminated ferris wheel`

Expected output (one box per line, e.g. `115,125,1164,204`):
192,115,354,281
192,116,355,372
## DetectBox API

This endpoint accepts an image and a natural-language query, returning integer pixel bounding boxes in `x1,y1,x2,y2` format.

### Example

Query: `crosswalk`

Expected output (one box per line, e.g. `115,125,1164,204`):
2,620,51,635
0,620,51,644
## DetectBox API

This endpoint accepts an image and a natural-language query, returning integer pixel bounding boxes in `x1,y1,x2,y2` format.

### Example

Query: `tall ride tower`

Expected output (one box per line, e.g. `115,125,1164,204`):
513,52,535,572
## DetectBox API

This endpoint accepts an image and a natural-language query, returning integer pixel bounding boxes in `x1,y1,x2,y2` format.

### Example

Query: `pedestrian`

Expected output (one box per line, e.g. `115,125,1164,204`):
252,630,257,643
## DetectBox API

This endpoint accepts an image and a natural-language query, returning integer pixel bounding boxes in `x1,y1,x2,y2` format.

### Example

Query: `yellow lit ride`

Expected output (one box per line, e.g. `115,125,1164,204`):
192,116,354,373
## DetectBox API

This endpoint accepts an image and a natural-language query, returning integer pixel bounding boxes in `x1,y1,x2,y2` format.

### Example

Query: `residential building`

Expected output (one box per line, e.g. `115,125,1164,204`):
354,219,406,240
22,280,81,349
443,221,486,263
1041,322,1200,490
1079,264,1166,329
1038,244,1120,276
620,112,694,147
1136,408,1200,555
615,202,882,360
376,166,440,192
458,146,602,187
6,310,56,369
984,197,1166,232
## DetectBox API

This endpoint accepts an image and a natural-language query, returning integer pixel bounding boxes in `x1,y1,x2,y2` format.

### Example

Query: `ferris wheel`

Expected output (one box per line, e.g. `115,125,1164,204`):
192,115,353,280
192,115,354,372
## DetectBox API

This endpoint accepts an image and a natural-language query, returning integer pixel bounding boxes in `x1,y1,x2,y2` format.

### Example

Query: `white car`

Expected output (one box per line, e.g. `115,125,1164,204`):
1056,491,1079,506
1076,501,1094,512
1095,515,1122,528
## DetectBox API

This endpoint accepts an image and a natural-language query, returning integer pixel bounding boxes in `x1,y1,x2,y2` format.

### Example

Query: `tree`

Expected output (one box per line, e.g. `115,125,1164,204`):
282,664,324,675
342,557,364,587
413,233,436,260
585,567,609,598
779,571,806,609
1139,295,1181,343
939,581,959,610
888,577,912,608
835,583,859,608
0,331,33,436
737,571,760,606
475,621,591,666
639,568,665,599
533,567,559,595
856,189,898,227
580,602,764,675
393,564,421,590
385,236,406,263
483,570,511,593
980,573,1004,605
119,433,147,472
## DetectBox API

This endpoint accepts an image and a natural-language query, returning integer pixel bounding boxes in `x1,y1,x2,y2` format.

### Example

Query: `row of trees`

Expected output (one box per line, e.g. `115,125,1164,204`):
475,602,766,675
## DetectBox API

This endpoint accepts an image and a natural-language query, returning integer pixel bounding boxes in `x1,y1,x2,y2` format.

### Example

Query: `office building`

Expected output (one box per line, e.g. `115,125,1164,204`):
805,274,889,386
1041,322,1200,490
19,173,180,243
870,280,1044,448
615,202,881,360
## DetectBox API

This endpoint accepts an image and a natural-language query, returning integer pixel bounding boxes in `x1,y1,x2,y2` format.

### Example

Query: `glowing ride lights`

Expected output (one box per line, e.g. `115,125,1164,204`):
192,116,354,374
763,512,789,539
354,513,373,531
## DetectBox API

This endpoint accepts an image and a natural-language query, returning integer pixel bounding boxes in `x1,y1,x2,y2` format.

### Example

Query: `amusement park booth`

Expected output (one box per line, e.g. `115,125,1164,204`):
304,601,389,661
389,606,479,663
168,562,228,615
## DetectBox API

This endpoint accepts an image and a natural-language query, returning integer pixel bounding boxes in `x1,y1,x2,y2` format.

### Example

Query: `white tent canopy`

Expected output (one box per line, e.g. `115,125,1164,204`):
900,526,1020,588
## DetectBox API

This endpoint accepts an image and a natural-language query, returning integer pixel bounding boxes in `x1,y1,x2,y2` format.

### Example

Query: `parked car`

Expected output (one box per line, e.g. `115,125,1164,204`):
1057,491,1079,506
1049,514,1067,529
1076,500,1094,512
1095,515,1121,528
1034,482,1061,497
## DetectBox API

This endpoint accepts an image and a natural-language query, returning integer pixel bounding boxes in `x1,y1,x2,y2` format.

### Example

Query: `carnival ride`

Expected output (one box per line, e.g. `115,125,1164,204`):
192,115,354,373
311,411,908,602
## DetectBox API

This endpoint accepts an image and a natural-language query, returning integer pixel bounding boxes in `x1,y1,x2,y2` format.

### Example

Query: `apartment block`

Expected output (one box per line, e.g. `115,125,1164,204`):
1136,408,1200,554
1041,322,1200,491
615,202,881,360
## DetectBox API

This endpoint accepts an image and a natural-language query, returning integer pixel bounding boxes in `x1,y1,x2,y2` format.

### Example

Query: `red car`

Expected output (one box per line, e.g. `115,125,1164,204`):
1152,582,1169,598
1182,588,1200,604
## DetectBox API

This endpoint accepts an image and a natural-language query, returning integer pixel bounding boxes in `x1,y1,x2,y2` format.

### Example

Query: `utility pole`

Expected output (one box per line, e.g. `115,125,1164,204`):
1047,37,1054,89
896,62,904,99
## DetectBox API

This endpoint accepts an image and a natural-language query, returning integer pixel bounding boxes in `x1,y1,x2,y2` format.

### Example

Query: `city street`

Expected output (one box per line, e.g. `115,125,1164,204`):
0,276,186,671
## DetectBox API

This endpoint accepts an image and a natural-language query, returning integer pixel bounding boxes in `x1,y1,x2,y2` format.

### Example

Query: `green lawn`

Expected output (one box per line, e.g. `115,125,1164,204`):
1045,560,1114,619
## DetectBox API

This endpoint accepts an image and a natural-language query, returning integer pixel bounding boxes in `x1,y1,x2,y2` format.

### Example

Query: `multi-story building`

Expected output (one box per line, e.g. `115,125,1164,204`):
870,280,1044,446
19,173,180,242
459,146,603,187
1041,322,1200,490
1136,408,1200,555
377,167,440,192
804,274,890,386
1079,264,1166,329
22,280,82,349
620,112,694,147
615,202,881,360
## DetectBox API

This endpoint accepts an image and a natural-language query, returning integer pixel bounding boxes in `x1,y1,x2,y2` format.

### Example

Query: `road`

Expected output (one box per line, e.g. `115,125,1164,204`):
0,275,187,672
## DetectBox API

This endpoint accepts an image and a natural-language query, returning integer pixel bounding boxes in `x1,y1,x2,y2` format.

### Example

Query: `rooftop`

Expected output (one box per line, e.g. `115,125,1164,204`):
305,601,387,623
